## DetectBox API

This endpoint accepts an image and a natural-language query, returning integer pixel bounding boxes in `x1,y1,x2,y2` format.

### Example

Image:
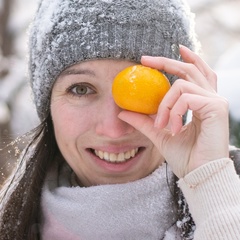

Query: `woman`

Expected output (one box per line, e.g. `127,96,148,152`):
1,0,240,239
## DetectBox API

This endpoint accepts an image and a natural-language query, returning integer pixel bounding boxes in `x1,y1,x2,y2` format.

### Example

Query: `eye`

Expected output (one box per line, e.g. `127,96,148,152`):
67,83,95,97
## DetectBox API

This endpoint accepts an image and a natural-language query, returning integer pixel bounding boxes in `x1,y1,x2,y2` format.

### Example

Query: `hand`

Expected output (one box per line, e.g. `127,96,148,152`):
118,46,229,178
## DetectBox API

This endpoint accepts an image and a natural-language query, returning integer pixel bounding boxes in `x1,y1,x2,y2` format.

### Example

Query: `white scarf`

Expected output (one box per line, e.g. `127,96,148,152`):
40,161,180,240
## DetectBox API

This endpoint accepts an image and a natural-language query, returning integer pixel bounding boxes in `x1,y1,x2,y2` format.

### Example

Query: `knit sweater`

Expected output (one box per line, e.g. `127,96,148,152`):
179,157,240,239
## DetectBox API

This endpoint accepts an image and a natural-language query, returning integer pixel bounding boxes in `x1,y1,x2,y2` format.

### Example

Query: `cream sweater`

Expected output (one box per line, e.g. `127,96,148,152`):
178,158,240,239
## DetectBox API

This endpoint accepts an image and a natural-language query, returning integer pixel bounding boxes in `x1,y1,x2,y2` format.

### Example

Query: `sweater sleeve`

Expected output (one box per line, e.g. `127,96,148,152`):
178,158,240,240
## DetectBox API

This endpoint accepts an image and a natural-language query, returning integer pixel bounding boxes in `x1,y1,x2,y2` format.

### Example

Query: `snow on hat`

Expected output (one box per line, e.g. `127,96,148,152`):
29,0,198,120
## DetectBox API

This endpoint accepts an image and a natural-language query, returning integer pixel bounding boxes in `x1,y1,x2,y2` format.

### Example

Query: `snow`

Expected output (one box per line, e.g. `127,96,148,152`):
186,0,222,10
187,0,240,121
101,0,113,3
214,43,240,120
218,70,240,120
212,2,240,31
0,57,25,102
34,0,66,52
0,101,10,124
10,84,39,135
8,0,38,56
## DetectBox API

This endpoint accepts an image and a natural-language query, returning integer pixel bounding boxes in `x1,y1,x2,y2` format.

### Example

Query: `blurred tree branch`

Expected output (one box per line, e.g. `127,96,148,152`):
0,0,13,57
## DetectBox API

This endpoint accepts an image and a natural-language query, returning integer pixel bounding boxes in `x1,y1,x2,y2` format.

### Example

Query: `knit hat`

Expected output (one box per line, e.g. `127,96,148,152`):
29,0,198,120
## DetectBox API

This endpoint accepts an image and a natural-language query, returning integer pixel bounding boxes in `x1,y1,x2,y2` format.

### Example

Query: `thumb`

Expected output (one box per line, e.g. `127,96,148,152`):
118,111,166,147
119,111,185,177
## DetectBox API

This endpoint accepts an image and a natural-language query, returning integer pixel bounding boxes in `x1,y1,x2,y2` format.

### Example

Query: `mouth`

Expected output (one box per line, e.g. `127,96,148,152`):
91,147,141,163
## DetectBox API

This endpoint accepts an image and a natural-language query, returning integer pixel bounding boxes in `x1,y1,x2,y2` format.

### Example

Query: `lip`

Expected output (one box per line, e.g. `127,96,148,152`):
86,147,145,173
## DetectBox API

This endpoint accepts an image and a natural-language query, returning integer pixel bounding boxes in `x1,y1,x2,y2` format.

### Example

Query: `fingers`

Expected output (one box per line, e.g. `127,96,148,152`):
156,93,228,136
140,46,227,135
155,79,227,134
141,46,217,92
117,111,159,144
159,79,217,109
179,45,217,91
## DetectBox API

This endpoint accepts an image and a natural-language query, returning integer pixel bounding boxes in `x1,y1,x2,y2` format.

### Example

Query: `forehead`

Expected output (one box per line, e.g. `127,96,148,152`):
60,59,137,77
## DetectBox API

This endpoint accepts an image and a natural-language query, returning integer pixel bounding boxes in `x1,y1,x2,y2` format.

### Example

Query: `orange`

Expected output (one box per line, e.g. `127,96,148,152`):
112,65,171,114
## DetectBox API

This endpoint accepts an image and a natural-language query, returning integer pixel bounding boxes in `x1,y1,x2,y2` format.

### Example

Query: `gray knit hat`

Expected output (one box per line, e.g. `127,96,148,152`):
29,0,198,120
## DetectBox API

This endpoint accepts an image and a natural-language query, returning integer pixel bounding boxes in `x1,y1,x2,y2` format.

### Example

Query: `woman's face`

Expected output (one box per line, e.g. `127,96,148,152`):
51,59,164,186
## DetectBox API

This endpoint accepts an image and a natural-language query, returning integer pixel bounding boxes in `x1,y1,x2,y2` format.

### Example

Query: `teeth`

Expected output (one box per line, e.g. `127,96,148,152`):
94,148,139,163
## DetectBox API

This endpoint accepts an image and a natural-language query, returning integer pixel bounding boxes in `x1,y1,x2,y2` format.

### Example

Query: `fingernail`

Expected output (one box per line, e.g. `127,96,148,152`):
141,55,154,60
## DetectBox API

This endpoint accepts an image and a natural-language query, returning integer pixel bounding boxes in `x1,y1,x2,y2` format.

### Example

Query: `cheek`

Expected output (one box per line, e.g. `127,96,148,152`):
51,102,93,141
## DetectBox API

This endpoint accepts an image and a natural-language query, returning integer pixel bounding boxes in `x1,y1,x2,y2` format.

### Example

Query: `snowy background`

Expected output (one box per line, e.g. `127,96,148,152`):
0,0,240,145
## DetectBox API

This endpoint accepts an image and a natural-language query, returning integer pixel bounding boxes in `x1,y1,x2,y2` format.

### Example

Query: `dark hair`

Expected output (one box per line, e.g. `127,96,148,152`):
175,184,195,239
167,166,195,240
0,114,58,239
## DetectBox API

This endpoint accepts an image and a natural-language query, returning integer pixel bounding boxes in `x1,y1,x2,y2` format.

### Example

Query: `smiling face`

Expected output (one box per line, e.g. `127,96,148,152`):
50,59,164,186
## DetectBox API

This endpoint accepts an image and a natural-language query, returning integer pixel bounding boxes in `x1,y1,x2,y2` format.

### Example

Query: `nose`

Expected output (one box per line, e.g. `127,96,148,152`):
95,98,135,139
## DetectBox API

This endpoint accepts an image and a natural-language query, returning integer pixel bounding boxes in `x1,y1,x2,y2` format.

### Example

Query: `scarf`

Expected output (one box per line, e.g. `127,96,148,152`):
40,161,180,240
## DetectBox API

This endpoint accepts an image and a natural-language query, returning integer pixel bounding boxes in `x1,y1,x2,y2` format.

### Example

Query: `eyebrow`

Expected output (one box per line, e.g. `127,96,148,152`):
60,68,96,77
